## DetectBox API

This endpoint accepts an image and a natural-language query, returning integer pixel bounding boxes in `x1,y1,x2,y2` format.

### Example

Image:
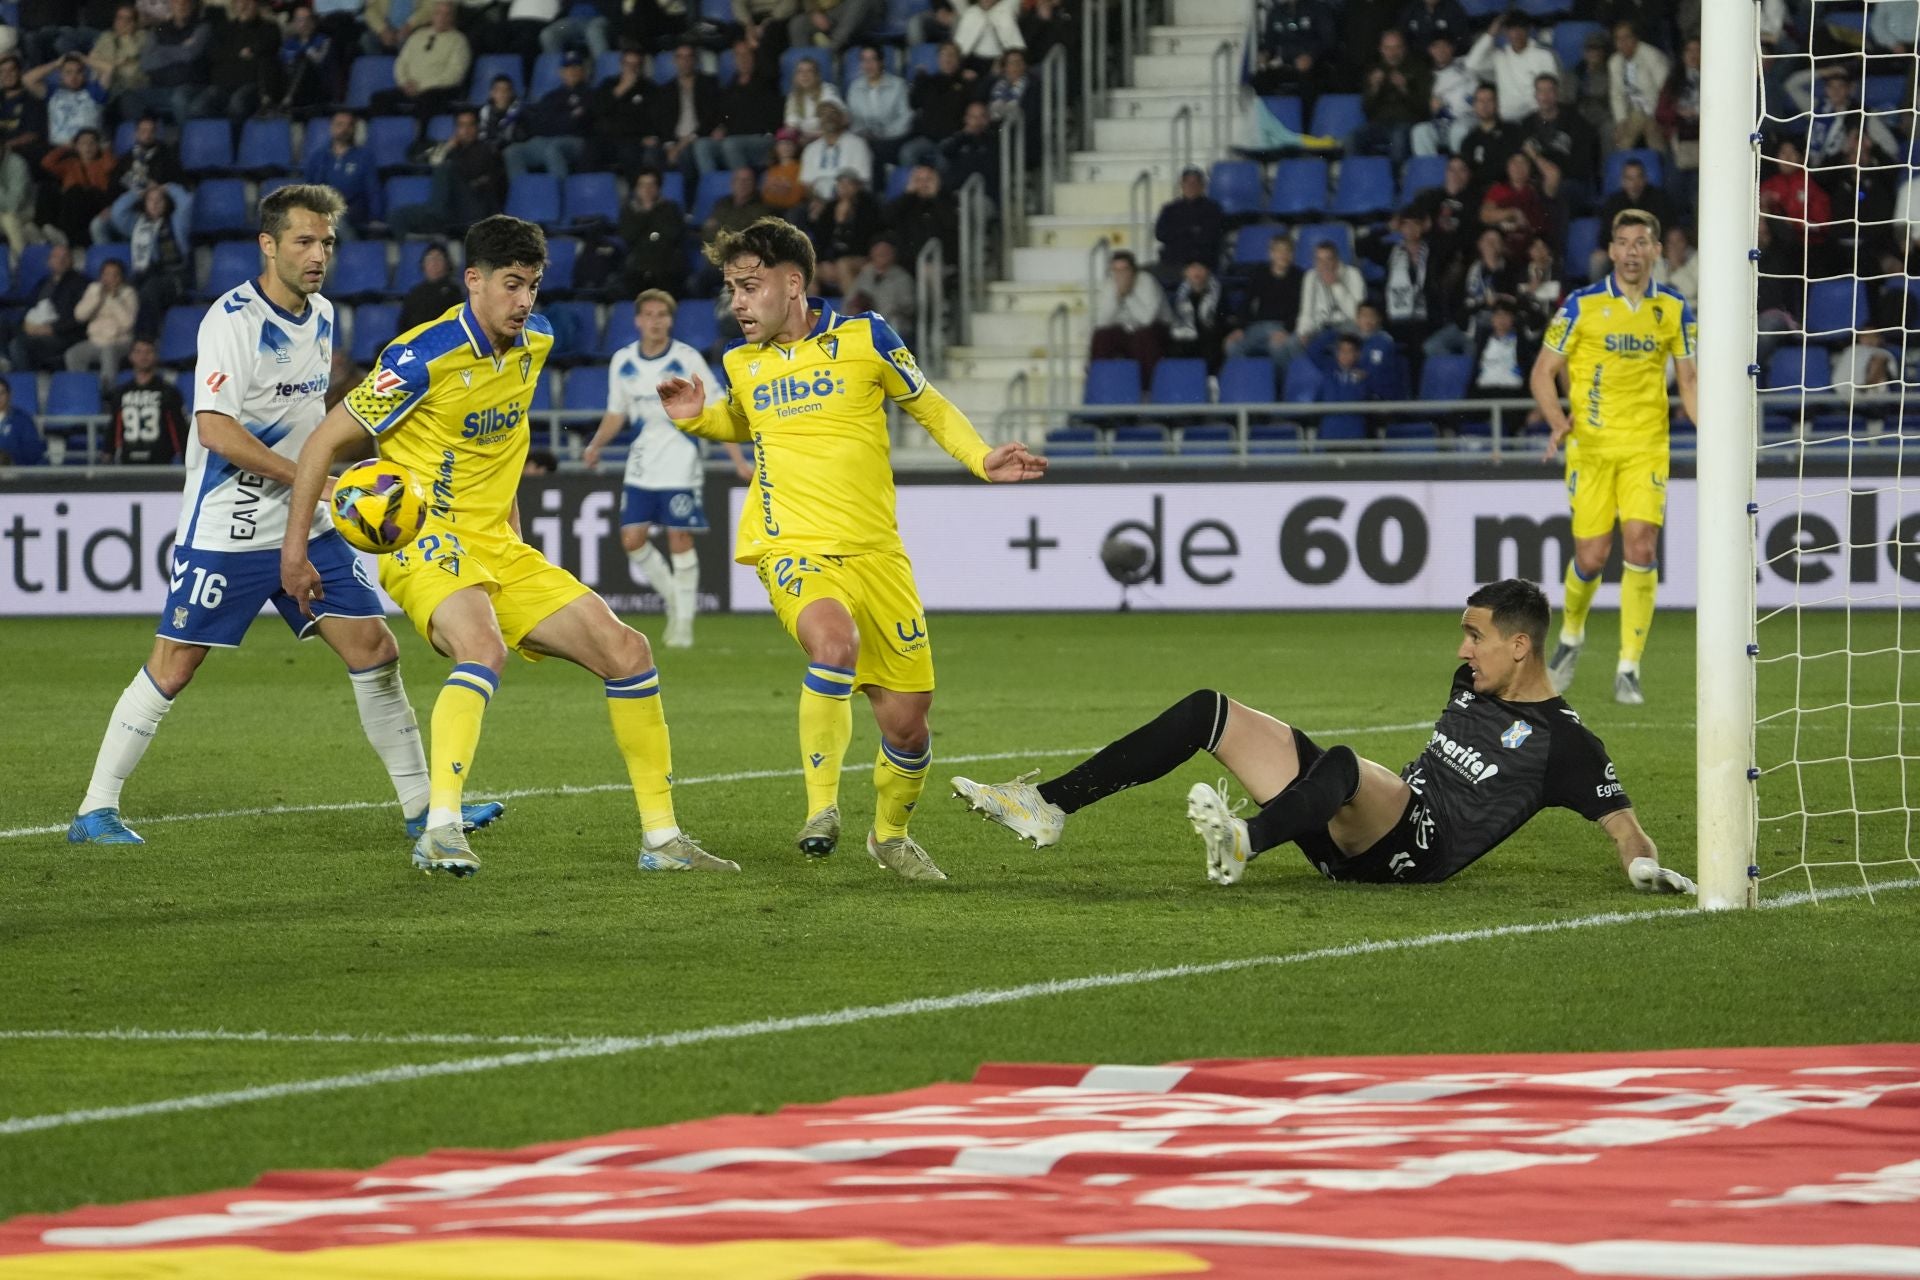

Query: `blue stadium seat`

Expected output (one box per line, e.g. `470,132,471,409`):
1418,353,1473,401
563,172,621,225
1518,0,1571,16
114,119,137,155
1765,346,1834,391
179,118,233,174
203,241,260,298
1110,425,1168,454
597,50,623,82
1083,358,1141,404
1180,423,1235,454
1459,0,1505,13
1259,95,1303,135
11,242,49,299
350,302,401,366
300,117,331,168
425,113,457,143
528,52,564,101
1563,215,1601,279
1329,156,1394,216
1044,426,1098,455
1209,160,1263,219
715,48,738,83
691,169,733,224
258,175,298,203
1149,358,1209,405
1317,414,1367,442
191,179,251,239
906,43,940,78
233,117,292,174
563,365,609,412
6,371,39,412
1864,74,1908,111
469,53,524,102
1281,357,1322,402
506,174,563,225
884,164,912,200
530,369,556,412
652,50,680,82
1551,20,1605,68
1604,148,1664,193
1806,279,1866,340
660,171,686,208
874,0,926,41
174,371,195,407
367,115,420,171
595,309,633,359
1217,356,1274,404
45,371,101,420
83,242,131,278
1384,420,1438,449
1308,93,1365,141
384,175,432,215
673,305,719,353
1232,223,1286,266
346,56,397,110
540,300,600,360
782,48,829,92
391,244,439,294
1397,153,1448,204
543,236,579,293
158,306,201,366
332,241,391,300
1248,422,1302,452
1293,221,1353,263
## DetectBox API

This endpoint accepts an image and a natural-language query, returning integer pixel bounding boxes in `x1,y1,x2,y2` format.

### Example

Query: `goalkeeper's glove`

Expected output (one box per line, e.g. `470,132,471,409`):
1628,856,1696,895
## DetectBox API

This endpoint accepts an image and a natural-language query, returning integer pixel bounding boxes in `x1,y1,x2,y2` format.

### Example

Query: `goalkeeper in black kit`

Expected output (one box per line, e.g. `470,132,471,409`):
953,579,1695,893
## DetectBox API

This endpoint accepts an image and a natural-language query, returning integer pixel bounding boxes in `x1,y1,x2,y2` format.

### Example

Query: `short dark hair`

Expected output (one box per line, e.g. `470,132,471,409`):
1466,578,1550,655
465,214,548,275
1612,207,1661,240
705,215,817,282
1111,249,1138,269
260,183,346,239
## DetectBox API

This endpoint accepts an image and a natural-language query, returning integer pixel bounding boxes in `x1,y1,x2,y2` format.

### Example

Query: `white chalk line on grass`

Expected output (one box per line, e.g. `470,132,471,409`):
0,720,1445,840
5,877,1910,1139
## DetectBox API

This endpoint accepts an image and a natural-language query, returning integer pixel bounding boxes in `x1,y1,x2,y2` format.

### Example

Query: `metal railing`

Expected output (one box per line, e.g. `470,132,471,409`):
1127,168,1154,259
994,369,1033,439
1044,303,1073,407
1208,39,1236,158
997,103,1028,278
1168,103,1194,180
1038,44,1070,211
954,173,989,346
914,236,945,377
1080,0,1108,146
1085,234,1113,326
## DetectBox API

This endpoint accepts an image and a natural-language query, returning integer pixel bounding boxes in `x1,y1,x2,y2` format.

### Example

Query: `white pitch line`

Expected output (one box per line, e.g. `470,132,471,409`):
0,720,1442,841
0,1029,597,1048
7,880,1911,1139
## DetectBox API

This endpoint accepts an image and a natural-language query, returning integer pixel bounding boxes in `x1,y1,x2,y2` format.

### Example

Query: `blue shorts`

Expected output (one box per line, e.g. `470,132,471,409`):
621,486,708,532
158,530,385,648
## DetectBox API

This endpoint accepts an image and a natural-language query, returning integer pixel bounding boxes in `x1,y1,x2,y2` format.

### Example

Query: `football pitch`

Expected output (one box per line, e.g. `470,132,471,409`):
3,608,1916,1219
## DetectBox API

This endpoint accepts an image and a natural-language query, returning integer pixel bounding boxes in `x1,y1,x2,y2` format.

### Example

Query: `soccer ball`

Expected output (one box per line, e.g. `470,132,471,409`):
330,460,426,555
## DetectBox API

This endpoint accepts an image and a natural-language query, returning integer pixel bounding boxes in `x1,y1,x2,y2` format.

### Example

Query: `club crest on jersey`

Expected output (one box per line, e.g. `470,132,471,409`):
171,606,188,630
1651,304,1664,323
1501,720,1533,749
819,336,838,359
519,353,532,382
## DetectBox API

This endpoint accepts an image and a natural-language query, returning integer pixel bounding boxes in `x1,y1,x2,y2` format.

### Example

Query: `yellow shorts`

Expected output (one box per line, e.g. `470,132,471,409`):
754,550,934,693
1565,444,1669,539
380,524,592,659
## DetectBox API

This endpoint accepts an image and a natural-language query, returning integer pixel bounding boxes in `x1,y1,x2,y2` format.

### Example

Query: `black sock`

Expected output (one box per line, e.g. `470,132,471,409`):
1038,689,1229,814
1246,745,1359,854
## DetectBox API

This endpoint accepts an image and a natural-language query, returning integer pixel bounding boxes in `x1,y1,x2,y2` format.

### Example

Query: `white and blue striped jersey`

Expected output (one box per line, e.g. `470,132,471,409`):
607,338,718,492
175,282,336,553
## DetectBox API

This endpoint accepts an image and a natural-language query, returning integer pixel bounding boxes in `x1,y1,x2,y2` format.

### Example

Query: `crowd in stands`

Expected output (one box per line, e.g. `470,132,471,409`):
0,0,1062,465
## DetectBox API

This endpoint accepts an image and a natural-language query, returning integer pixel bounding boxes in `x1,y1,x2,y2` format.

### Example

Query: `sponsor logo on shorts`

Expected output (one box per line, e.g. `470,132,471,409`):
171,605,188,629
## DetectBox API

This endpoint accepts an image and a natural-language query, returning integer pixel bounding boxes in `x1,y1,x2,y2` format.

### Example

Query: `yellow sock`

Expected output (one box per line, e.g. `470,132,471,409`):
873,737,931,840
1561,559,1601,643
1619,561,1658,667
427,663,496,827
800,663,854,816
605,669,676,836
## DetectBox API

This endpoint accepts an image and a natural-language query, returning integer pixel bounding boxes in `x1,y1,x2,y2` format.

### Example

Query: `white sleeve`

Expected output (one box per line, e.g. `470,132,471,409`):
193,303,251,419
687,348,721,397
605,357,635,423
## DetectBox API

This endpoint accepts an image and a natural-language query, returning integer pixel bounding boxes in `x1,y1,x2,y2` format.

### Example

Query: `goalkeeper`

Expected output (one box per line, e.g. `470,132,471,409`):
953,579,1693,893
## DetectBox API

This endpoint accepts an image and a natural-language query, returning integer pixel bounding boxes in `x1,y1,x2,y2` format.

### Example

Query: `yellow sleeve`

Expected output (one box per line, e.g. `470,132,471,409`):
671,387,752,442
901,383,990,481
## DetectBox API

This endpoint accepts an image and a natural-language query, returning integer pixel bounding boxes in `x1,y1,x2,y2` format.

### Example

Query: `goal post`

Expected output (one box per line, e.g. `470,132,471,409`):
1696,0,1761,909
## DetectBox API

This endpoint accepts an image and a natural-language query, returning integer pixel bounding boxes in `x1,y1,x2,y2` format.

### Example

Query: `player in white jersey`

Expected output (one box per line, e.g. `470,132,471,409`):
582,289,750,649
68,185,501,846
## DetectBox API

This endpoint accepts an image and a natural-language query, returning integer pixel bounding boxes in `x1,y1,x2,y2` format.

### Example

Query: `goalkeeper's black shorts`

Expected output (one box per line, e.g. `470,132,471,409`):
1284,726,1451,884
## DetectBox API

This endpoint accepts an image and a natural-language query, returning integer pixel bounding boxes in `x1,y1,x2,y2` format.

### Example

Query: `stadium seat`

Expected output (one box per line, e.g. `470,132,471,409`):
874,0,926,42
332,241,392,300
1209,160,1264,219
1293,221,1353,263
11,242,49,300
1216,356,1274,404
906,43,940,78
528,52,564,101
1308,93,1365,141
1148,358,1209,405
1397,153,1448,204
597,50,623,82
1231,223,1286,266
691,169,733,224
158,306,201,366
540,300,601,361
425,113,457,144
563,172,621,226
45,371,101,420
203,241,260,298
391,244,435,294
1281,357,1322,402
233,117,292,174
1517,0,1571,16
1765,346,1835,391
179,119,233,174
469,53,523,102
346,56,397,109
1317,414,1367,442
884,164,912,200
1084,359,1142,405
506,173,563,225
660,170,686,208
1604,148,1664,193
1418,353,1473,401
5,371,39,412
673,305,719,353
562,365,609,413
190,179,251,239
1864,74,1908,111
384,175,432,216
1259,95,1303,135
1110,424,1169,455
1806,279,1867,340
367,115,420,172
782,49,829,92
594,310,633,359
1563,216,1601,279
543,236,579,294
530,369,556,413
1551,20,1605,68
258,174,298,203
350,302,401,366
1179,423,1236,454
1384,420,1438,448
1329,156,1394,216
113,120,137,155
652,50,681,82
1044,425,1098,455
83,242,131,278
1248,422,1303,452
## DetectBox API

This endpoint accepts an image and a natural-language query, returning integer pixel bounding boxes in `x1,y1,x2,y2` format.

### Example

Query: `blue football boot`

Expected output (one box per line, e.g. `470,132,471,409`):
67,809,145,845
404,802,505,841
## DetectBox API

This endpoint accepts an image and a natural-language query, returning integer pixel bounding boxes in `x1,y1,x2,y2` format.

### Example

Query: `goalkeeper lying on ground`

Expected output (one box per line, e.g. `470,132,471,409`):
953,579,1694,892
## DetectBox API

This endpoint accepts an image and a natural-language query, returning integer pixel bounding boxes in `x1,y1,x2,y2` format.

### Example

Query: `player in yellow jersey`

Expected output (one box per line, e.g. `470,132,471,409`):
660,217,1047,880
279,215,736,877
1529,209,1698,705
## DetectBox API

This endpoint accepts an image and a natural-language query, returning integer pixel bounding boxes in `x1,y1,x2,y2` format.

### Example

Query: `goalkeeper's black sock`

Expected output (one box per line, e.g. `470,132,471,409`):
1038,689,1228,814
1246,745,1359,854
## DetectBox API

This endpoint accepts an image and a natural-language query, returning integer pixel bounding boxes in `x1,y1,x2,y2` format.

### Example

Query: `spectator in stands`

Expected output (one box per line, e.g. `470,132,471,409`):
1250,0,1336,103
910,42,974,157
541,5,613,60
618,168,686,295
276,4,337,116
760,130,806,208
589,50,651,178
1590,159,1677,275
1650,224,1695,304
1607,19,1668,152
986,47,1037,126
1517,234,1560,331
86,6,149,111
0,57,49,161
644,43,721,181
0,380,46,466
1455,84,1516,198
1154,166,1224,282
953,0,1024,73
108,338,187,462
1350,28,1429,168
734,0,799,59
1469,299,1533,398
616,0,695,52
0,147,43,259
125,0,209,126
506,47,595,182
784,54,836,142
884,161,958,267
789,0,878,61
374,0,472,118
1350,301,1405,399
1464,11,1557,124
67,256,137,383
24,54,107,149
1409,152,1475,280
1833,119,1902,266
705,165,772,243
191,0,281,121
1760,137,1834,271
1222,233,1302,368
800,101,873,199
1427,226,1517,356
1400,0,1472,49
129,185,187,336
90,114,187,250
325,344,365,411
1411,32,1475,156
846,236,914,340
1805,61,1897,170
844,45,914,167
1518,74,1596,212
1018,0,1075,70
1090,249,1169,387
1835,327,1896,388
1567,30,1612,139
476,75,522,152
1481,150,1553,260
398,242,463,331
1654,37,1700,180
302,110,381,236
41,127,114,247
491,0,562,55
1167,259,1226,370
938,99,999,200
1319,334,1375,433
8,241,86,372
1339,0,1407,80
1296,239,1365,348
23,1,118,67
387,107,506,235
363,0,431,56
1382,206,1436,348
811,168,881,291
704,41,784,172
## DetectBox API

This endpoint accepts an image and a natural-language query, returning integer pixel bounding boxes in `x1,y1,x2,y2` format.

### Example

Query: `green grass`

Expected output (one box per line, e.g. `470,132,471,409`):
2,609,1915,1218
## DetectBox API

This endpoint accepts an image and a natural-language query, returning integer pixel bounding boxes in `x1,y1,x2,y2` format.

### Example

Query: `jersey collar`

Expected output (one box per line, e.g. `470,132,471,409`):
1605,272,1651,310
254,276,312,325
459,301,527,366
766,297,839,357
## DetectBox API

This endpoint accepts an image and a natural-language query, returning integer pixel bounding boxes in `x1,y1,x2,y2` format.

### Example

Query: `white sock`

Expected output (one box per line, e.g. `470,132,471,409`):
349,660,430,818
643,825,683,848
427,805,460,831
79,668,174,815
1617,659,1640,675
1560,629,1585,646
669,548,698,630
628,541,670,594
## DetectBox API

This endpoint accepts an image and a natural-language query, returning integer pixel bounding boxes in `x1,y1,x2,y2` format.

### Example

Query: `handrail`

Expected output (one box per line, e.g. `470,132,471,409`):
1085,234,1113,342
1044,303,1071,408
1169,103,1193,180
998,103,1028,277
1039,44,1069,211
1127,168,1153,264
1081,0,1107,146
994,369,1031,440
1208,39,1235,159
914,235,945,377
954,173,988,345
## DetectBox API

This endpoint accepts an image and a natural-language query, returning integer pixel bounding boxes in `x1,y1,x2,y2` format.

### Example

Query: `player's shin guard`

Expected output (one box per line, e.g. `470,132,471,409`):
1619,561,1657,668
79,667,174,814
348,659,430,818
428,662,496,830
1246,745,1359,854
873,736,931,840
800,663,855,815
1038,689,1229,814
1561,560,1601,643
606,669,678,839
669,548,698,628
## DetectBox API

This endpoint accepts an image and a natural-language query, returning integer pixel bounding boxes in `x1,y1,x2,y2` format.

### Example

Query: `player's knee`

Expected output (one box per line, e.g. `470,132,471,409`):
456,638,509,675
807,631,859,671
620,526,649,552
1173,689,1228,747
610,624,655,679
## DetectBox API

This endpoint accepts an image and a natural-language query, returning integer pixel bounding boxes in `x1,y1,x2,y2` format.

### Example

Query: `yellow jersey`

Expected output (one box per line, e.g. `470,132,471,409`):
1543,275,1695,455
673,300,991,564
342,302,555,537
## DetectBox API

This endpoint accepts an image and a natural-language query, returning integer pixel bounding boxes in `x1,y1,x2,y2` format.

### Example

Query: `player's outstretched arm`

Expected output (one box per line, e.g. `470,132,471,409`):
280,403,373,617
1530,347,1573,462
1599,808,1695,894
982,441,1048,482
660,376,751,442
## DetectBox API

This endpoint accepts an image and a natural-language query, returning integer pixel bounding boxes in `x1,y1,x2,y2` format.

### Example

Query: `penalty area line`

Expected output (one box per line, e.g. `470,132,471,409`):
8,881,1908,1139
